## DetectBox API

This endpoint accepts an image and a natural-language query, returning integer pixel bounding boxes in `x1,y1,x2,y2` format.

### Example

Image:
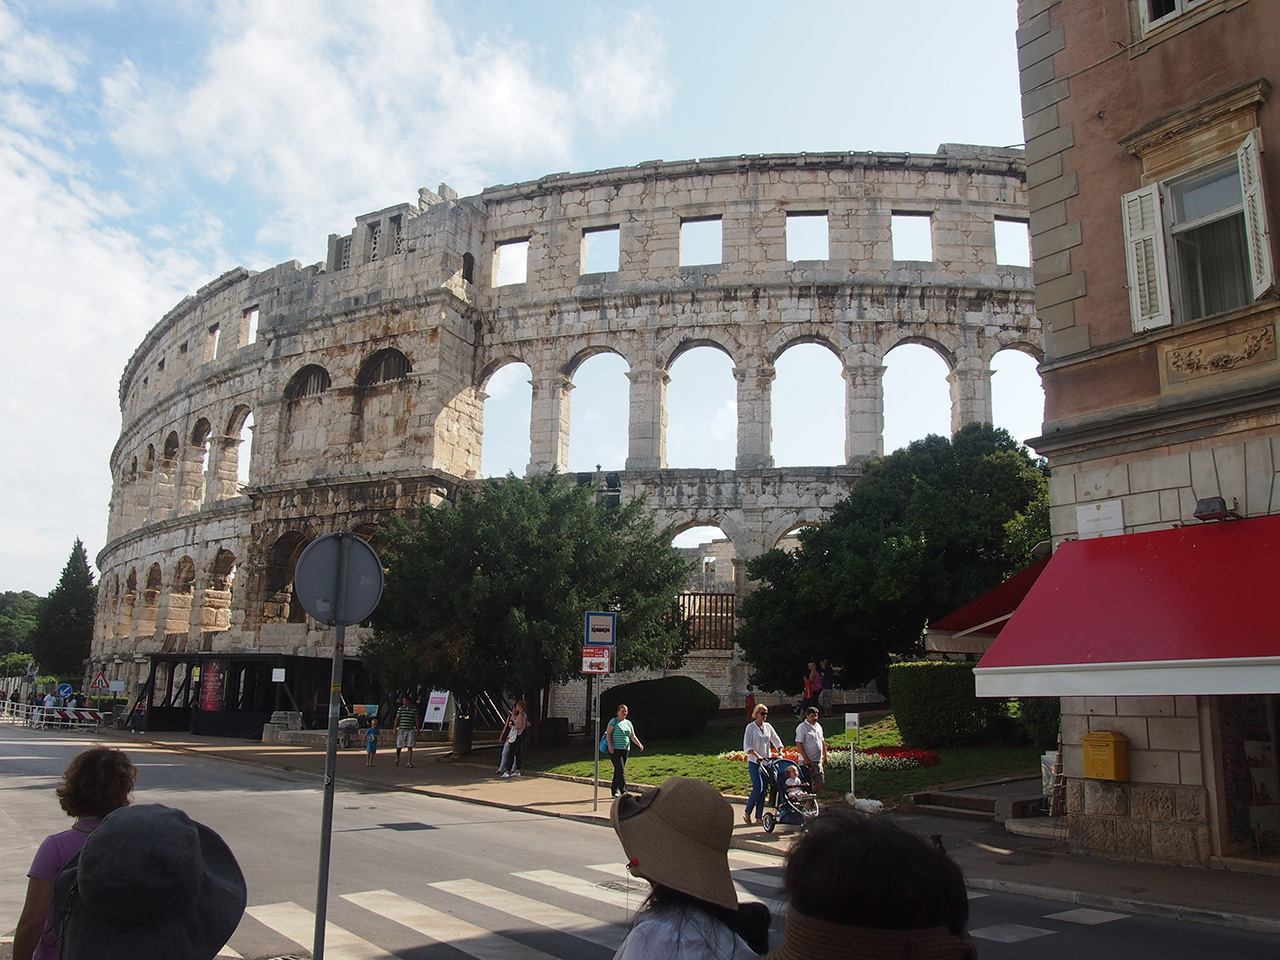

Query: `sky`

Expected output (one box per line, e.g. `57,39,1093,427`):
0,0,1038,593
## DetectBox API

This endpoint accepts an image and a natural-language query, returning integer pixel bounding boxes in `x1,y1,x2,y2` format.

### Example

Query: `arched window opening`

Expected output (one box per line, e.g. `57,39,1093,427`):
774,523,816,553
481,361,533,477
224,405,255,491
882,344,950,454
163,431,180,461
285,364,332,401
116,568,138,639
991,349,1045,445
567,352,630,472
130,457,138,480
265,532,312,624
462,252,476,284
666,346,736,468
203,549,237,634
191,419,213,504
357,349,411,388
162,556,196,651
351,523,386,554
672,524,737,650
146,444,155,468
136,564,162,639
772,342,844,466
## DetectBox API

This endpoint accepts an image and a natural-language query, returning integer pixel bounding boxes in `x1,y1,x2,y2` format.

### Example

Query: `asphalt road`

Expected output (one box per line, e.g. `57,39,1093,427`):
3,725,1278,959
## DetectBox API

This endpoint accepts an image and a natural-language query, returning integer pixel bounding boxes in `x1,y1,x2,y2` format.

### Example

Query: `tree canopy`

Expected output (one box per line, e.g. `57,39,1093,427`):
362,474,693,717
29,539,97,678
735,424,1048,693
0,590,42,654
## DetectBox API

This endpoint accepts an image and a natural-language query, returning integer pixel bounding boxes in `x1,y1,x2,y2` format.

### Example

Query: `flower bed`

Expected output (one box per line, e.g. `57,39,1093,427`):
716,744,940,772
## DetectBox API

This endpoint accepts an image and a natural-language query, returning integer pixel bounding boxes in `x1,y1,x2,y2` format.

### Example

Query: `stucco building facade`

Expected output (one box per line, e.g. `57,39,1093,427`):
977,0,1280,865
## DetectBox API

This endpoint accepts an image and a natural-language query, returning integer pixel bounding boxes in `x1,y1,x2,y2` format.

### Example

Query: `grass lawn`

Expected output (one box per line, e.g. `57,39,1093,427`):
526,713,1041,803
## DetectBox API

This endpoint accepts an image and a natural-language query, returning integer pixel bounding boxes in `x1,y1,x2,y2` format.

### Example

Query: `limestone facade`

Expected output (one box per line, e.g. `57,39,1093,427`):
92,148,1038,716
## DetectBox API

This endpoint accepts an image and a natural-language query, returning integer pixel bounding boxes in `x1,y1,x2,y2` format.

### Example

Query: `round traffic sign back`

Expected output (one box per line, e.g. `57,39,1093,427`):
294,533,384,626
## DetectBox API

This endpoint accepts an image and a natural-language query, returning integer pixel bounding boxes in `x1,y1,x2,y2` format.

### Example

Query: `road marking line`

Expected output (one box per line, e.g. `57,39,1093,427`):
432,878,626,951
513,868,644,912
344,889,558,960
584,862,786,913
1044,907,1128,925
246,902,393,959
970,923,1056,943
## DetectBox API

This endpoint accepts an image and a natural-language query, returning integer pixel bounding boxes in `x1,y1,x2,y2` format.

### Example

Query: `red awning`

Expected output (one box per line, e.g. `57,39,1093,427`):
974,514,1280,697
925,556,1050,653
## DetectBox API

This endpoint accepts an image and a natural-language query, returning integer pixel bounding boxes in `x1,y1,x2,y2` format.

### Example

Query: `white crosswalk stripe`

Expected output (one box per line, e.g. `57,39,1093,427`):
215,947,242,958
585,861,787,915
246,901,393,959
344,889,561,960
432,878,626,951
513,867,646,912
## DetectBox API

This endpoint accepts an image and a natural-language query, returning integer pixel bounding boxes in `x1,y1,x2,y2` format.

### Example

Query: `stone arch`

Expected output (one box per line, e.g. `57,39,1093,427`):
664,337,738,371
351,522,388,554
356,348,411,387
478,356,533,477
222,404,255,493
285,364,332,400
189,418,213,509
354,348,413,444
162,555,196,650
561,346,631,473
664,340,740,469
263,530,313,624
163,431,180,460
771,337,846,468
202,548,237,634
764,510,827,552
284,365,333,452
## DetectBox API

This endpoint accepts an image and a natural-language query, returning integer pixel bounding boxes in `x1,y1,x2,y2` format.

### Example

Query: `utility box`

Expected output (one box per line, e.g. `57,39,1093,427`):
1081,730,1128,781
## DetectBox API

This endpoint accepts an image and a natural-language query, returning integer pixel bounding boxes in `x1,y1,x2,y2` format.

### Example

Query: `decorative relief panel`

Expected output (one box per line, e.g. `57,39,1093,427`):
1165,324,1276,383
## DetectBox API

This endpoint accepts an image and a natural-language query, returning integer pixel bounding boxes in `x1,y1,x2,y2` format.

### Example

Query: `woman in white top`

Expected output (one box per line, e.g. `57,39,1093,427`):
496,700,528,777
741,704,782,826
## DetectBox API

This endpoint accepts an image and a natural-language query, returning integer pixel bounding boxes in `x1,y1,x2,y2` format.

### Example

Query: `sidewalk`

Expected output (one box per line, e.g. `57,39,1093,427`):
95,726,1280,935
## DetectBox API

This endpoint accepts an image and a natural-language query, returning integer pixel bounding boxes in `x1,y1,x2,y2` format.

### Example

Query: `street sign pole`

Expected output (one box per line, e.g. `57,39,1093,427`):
293,531,383,960
312,535,349,960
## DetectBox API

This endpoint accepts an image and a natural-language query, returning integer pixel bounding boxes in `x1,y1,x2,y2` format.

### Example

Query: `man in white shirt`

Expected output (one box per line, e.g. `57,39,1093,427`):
796,705,828,792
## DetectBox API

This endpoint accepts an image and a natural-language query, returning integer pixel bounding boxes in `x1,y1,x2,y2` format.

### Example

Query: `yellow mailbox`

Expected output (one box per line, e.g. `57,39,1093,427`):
1081,730,1128,781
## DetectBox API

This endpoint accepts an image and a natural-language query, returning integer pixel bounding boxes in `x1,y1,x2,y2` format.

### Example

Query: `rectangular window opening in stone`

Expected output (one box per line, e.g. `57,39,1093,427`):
243,306,260,347
581,225,621,274
157,357,165,372
680,217,722,266
786,212,829,261
367,221,382,262
994,218,1032,267
494,238,530,286
891,213,933,262
205,324,221,363
338,236,352,271
390,215,404,255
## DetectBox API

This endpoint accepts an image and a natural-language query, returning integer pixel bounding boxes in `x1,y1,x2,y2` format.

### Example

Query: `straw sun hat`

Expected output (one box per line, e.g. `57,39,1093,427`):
53,803,247,960
611,776,738,911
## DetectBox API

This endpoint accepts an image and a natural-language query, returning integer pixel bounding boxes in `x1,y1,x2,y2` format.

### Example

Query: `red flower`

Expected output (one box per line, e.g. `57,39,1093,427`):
860,746,941,767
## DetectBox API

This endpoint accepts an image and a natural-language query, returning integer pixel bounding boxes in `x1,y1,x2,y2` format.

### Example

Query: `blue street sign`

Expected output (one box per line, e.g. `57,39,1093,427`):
57,683,74,699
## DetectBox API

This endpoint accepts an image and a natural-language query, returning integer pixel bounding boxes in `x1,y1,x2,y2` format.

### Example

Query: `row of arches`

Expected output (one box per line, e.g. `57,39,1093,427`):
101,548,239,652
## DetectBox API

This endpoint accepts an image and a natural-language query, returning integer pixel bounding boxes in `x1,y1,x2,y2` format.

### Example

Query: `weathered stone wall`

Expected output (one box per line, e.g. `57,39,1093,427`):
93,148,1040,702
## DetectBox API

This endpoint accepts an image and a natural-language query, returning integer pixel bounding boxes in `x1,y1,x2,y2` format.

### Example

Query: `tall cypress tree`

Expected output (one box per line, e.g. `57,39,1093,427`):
30,538,97,678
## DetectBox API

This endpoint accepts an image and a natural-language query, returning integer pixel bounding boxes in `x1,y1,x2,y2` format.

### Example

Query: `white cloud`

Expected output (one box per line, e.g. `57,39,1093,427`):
572,10,673,136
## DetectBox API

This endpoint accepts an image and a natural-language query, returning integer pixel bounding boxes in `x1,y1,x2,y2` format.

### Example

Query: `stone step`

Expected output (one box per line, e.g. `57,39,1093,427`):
914,792,996,812
910,802,997,822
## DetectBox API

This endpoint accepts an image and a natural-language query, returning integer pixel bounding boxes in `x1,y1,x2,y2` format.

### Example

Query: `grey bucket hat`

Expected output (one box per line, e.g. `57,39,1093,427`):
53,803,247,960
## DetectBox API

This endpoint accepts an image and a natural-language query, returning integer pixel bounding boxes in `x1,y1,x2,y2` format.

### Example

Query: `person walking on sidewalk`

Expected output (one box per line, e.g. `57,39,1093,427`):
364,717,381,767
497,700,528,778
795,705,827,793
603,703,644,797
742,704,781,826
393,695,419,767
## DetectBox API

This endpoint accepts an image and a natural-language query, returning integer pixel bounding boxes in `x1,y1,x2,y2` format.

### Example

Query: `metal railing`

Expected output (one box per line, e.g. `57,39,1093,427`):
0,700,103,730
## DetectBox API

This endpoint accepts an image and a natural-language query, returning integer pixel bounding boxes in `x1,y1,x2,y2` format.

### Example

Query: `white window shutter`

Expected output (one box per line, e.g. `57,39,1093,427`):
1122,184,1172,330
1238,130,1275,300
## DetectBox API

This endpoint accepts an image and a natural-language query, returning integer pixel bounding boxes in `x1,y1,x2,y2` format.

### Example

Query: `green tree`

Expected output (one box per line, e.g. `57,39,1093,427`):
363,474,692,723
736,423,1048,693
0,590,42,654
29,539,97,677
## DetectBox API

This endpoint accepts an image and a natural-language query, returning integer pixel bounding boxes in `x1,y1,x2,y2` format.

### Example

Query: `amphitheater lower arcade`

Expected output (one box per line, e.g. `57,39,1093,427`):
91,146,1040,732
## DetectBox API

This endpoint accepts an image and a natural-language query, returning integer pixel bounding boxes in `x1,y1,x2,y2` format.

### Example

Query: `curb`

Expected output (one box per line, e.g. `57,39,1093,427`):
965,878,1280,935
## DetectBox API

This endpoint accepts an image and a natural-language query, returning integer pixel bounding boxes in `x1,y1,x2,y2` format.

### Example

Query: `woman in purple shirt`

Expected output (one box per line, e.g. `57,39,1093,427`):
14,746,137,960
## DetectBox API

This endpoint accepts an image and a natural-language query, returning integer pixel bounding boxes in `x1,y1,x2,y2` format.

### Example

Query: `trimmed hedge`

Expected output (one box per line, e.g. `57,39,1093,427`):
888,660,1011,748
1013,697,1061,750
601,676,720,739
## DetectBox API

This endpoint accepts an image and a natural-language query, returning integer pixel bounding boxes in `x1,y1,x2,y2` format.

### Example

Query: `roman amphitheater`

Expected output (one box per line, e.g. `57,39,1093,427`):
91,144,1041,735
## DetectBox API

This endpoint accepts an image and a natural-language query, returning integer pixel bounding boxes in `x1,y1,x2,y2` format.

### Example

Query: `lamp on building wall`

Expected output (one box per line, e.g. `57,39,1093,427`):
1192,496,1242,522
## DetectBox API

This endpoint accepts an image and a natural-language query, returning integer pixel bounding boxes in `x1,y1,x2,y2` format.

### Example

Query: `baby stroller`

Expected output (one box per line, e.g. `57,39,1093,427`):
759,757,820,834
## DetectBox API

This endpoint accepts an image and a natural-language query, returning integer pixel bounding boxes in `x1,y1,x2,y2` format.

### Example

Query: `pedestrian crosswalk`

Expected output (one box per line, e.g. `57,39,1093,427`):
218,856,1144,960
222,854,786,960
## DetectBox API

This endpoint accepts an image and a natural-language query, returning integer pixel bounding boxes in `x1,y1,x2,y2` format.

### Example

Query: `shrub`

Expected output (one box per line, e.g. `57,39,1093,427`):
601,676,720,738
1013,697,1061,750
888,660,1010,747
